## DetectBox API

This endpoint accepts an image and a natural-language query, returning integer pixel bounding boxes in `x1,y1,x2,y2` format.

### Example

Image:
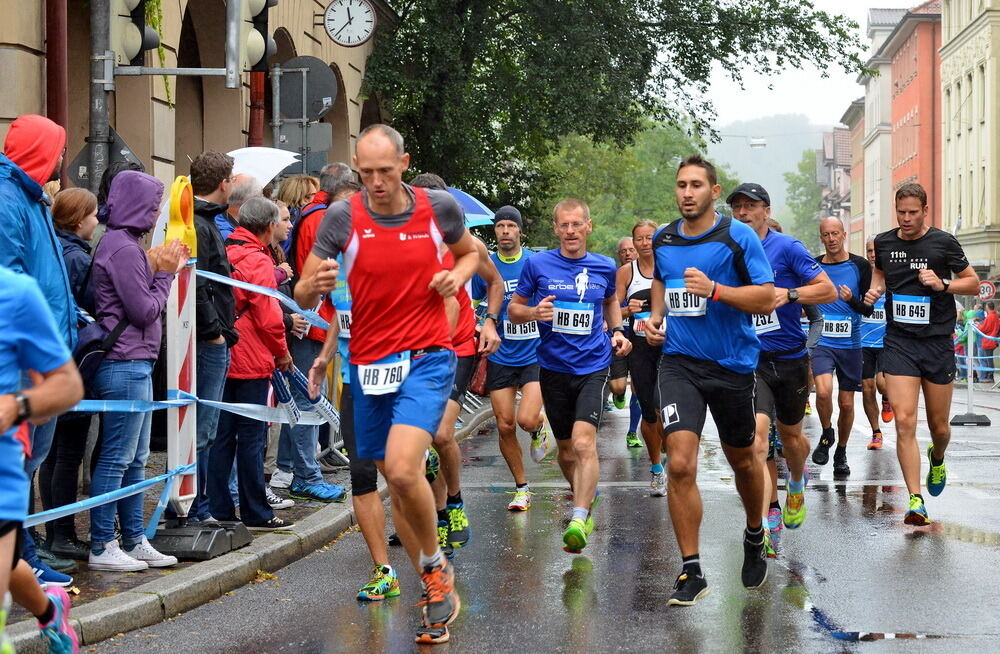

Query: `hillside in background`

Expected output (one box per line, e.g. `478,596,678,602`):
707,114,830,215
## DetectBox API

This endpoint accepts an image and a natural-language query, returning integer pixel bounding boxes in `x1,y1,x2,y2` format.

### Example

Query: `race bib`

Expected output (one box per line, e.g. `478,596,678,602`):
358,352,411,396
822,314,853,338
666,280,707,317
892,294,930,325
754,311,780,335
552,301,594,335
335,301,352,339
862,302,886,325
503,318,539,341
632,311,651,337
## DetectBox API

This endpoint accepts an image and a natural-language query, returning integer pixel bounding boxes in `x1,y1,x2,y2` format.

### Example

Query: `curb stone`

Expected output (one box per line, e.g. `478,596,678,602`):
9,400,496,652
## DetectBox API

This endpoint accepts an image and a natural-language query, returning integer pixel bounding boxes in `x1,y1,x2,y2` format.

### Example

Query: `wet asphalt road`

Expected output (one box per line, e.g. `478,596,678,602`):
90,389,1000,654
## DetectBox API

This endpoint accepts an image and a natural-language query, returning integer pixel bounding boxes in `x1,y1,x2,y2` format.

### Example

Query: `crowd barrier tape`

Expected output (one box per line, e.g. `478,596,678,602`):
195,269,330,331
24,463,196,541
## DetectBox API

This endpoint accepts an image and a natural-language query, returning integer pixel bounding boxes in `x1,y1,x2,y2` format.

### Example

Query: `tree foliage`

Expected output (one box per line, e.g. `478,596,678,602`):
367,0,865,210
781,148,823,253
531,124,739,257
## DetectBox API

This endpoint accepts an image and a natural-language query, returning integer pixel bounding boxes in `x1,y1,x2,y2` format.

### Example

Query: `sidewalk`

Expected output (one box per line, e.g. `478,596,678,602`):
8,400,496,653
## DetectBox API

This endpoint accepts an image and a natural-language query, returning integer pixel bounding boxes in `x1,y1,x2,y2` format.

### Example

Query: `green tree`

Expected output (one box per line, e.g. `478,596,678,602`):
367,0,865,206
782,148,823,253
533,123,741,257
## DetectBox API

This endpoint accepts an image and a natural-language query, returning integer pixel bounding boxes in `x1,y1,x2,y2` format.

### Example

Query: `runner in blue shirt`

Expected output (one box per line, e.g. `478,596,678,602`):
729,183,835,543
811,217,874,478
860,237,892,451
470,206,553,512
644,156,775,605
508,198,630,554
0,266,83,650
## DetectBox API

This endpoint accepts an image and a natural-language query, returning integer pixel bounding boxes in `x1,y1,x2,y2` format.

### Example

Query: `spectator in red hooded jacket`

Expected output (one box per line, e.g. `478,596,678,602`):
209,198,295,530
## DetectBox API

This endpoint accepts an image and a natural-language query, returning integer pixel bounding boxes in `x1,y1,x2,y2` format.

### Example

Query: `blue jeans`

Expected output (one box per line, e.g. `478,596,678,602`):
277,337,324,486
89,359,155,548
208,378,273,525
189,341,230,521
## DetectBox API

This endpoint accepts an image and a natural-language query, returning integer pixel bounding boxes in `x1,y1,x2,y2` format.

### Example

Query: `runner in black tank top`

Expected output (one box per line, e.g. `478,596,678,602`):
616,220,666,496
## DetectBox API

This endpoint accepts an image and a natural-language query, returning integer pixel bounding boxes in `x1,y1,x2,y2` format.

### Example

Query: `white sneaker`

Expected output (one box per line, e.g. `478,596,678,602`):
266,488,295,510
124,536,178,568
530,417,554,463
269,469,293,489
650,471,667,497
88,540,149,572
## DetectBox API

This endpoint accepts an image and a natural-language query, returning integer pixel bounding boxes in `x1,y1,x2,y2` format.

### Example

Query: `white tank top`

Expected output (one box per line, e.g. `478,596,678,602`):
626,259,653,303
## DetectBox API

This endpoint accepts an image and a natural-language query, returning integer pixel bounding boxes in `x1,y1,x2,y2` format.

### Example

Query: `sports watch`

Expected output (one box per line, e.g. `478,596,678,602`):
12,392,30,426
485,313,500,323
787,288,800,303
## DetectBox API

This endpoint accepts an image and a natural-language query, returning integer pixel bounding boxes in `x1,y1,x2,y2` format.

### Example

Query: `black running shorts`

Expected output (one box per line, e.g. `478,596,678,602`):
449,355,477,403
881,332,956,385
862,347,883,380
754,352,810,426
339,383,379,496
657,354,756,448
485,360,540,393
610,353,629,380
539,366,610,440
627,339,661,424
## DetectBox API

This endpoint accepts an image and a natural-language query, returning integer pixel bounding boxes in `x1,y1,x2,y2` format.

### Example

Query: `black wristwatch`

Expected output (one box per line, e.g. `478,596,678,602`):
11,392,30,426
941,278,951,293
611,326,626,336
485,312,500,323
787,288,800,303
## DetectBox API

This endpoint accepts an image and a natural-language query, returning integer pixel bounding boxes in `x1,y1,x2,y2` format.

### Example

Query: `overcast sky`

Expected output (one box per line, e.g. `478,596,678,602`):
707,0,918,128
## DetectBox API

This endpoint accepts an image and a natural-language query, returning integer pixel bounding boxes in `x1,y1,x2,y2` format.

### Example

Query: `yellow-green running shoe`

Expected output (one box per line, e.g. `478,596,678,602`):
562,517,592,553
625,431,643,448
783,489,806,529
904,494,932,526
926,444,947,497
357,565,400,601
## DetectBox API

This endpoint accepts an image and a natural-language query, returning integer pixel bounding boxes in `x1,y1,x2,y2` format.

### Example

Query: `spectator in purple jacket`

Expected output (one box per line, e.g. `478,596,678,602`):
88,170,188,573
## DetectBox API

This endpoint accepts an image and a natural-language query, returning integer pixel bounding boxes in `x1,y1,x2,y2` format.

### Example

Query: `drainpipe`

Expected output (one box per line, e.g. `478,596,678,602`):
248,71,265,146
46,0,69,185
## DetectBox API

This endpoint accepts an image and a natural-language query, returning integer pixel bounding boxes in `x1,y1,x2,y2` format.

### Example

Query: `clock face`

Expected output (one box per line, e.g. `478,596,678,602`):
324,0,377,48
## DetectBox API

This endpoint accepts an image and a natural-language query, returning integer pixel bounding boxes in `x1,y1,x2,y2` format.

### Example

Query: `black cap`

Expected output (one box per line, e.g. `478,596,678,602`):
493,205,522,229
726,183,770,207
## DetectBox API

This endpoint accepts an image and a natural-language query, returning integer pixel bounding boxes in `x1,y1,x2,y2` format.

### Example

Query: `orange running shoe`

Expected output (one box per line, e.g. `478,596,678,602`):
881,399,894,423
867,431,883,450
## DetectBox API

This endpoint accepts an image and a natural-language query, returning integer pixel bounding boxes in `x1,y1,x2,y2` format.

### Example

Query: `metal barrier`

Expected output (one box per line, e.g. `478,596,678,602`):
951,324,995,426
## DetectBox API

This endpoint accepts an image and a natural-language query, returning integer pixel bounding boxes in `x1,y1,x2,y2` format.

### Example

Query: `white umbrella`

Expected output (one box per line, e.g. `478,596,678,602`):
227,147,300,188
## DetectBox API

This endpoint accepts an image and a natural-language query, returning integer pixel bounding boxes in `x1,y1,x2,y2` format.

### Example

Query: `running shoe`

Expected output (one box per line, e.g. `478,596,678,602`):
562,517,592,553
650,470,667,497
415,559,460,644
625,430,643,448
425,447,440,482
763,531,777,559
783,487,806,529
667,570,709,606
32,557,75,585
833,448,850,477
867,431,884,450
288,480,347,503
926,444,948,497
881,399,894,423
603,399,614,412
612,393,626,410
446,503,471,548
357,565,400,601
38,586,78,654
741,530,768,589
437,520,454,558
812,427,834,465
0,592,11,654
903,494,932,526
766,507,783,532
530,426,554,463
804,399,812,415
507,488,532,511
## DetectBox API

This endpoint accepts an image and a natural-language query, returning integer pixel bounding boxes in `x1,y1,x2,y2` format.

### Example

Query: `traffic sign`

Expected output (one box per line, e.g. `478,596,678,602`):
979,280,995,300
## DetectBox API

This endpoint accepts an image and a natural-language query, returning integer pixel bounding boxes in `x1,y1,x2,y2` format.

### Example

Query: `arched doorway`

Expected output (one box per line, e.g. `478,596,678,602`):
174,0,244,172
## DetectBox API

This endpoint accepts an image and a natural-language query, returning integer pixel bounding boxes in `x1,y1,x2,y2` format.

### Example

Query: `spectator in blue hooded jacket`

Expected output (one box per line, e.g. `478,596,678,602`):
89,170,187,573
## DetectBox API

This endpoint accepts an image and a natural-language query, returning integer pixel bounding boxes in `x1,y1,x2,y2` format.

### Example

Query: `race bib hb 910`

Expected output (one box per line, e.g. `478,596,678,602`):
666,280,707,317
